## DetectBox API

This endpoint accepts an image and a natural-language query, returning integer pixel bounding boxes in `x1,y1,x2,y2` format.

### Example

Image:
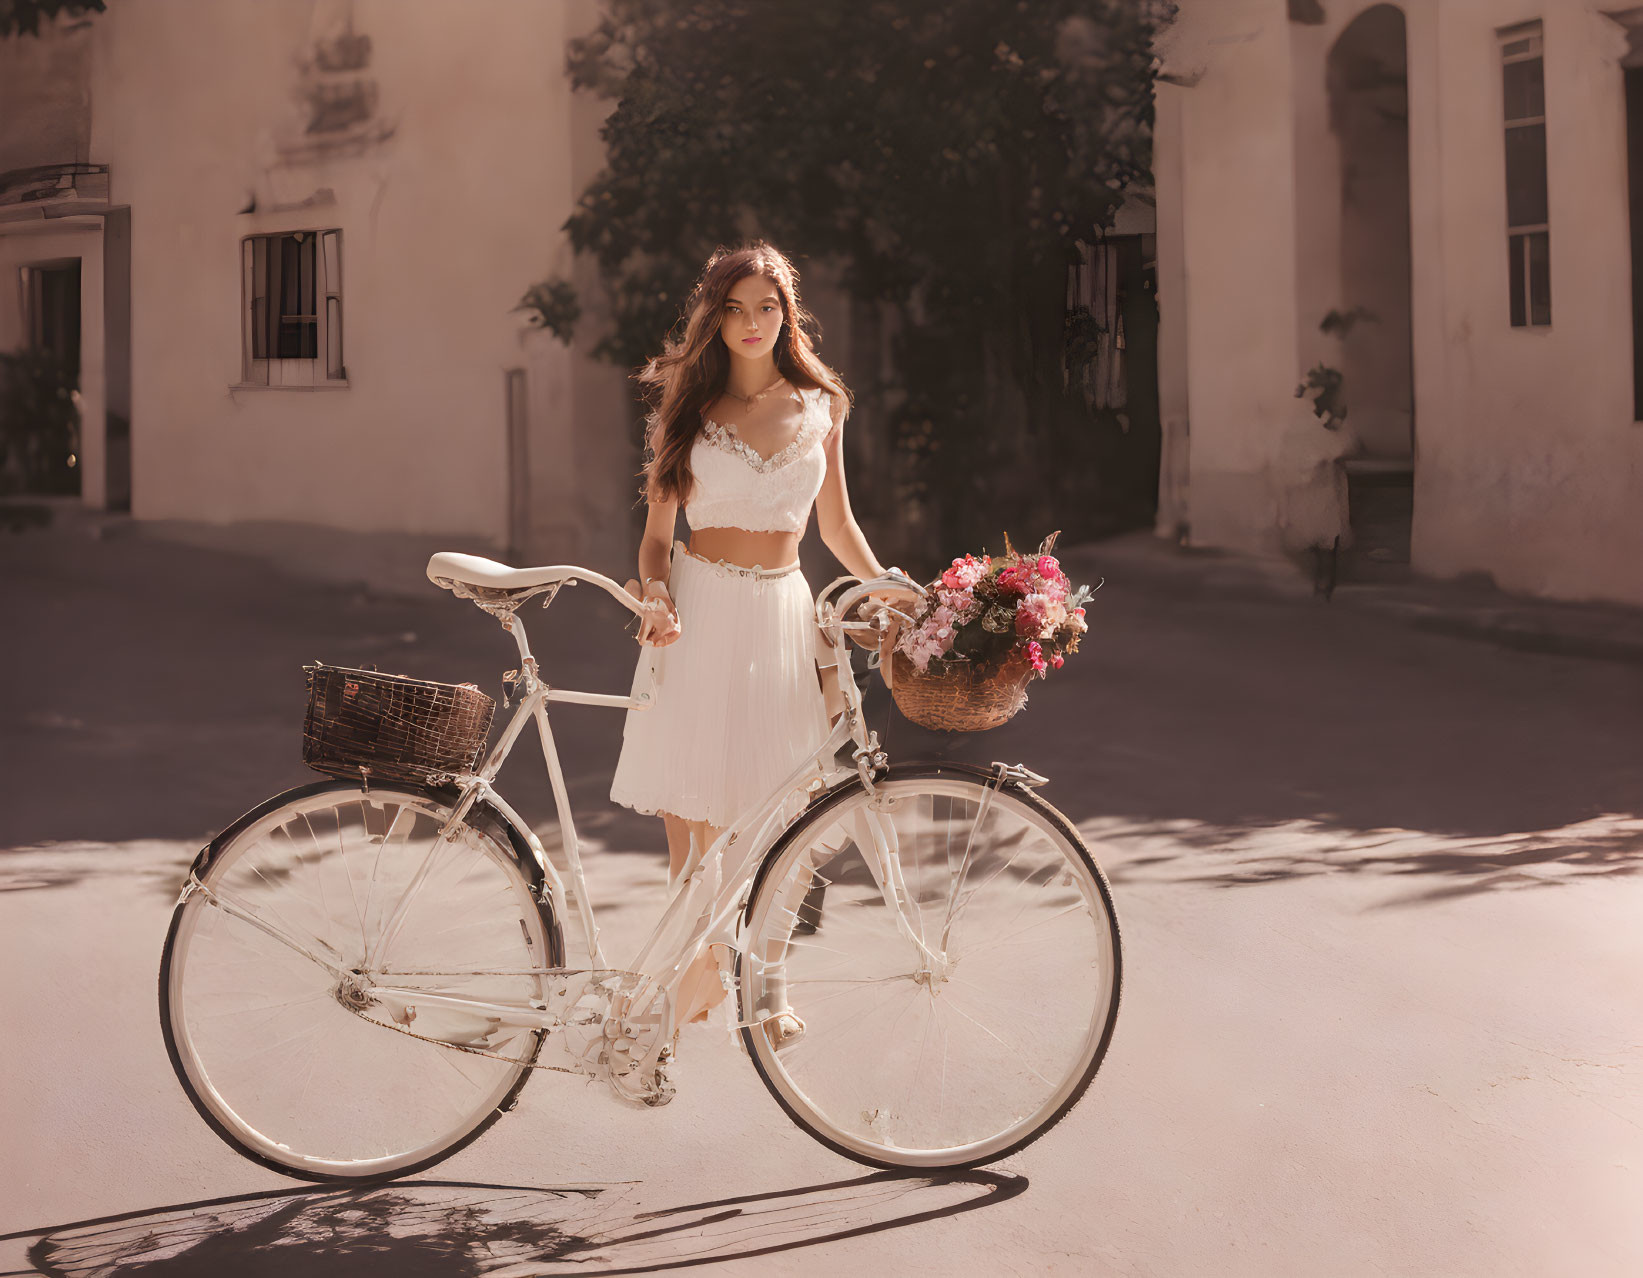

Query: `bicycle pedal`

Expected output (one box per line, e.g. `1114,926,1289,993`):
642,1068,677,1108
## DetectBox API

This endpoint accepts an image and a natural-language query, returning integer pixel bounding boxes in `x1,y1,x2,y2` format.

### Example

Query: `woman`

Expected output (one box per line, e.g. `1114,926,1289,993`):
607,240,911,1047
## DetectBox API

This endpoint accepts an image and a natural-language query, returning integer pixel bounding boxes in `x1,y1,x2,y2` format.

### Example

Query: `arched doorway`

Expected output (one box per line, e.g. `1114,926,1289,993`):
1328,4,1415,578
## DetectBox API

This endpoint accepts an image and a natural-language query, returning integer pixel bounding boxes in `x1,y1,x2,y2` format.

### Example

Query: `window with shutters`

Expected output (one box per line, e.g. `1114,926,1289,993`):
1499,21,1550,328
240,230,345,386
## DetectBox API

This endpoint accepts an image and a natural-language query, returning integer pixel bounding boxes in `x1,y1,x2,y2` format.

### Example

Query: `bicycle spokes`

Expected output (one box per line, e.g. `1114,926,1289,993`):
740,776,1120,1167
163,789,556,1178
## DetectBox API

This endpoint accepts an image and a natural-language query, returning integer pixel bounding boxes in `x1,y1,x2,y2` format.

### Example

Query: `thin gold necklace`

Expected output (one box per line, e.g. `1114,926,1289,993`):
722,372,788,407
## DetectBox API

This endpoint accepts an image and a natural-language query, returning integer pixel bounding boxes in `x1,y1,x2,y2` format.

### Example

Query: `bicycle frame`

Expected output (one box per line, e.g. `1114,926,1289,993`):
364,565,932,1044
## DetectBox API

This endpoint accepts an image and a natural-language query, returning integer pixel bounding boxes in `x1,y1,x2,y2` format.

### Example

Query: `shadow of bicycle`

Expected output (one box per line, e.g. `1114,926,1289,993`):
9,1170,1026,1277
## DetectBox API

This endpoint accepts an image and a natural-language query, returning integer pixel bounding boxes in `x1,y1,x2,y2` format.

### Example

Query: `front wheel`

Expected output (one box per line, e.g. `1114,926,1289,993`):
738,761,1122,1170
159,780,563,1182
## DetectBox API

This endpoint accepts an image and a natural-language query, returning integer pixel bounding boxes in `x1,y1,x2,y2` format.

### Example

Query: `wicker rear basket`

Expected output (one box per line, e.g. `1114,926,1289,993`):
889,649,1036,732
302,662,495,786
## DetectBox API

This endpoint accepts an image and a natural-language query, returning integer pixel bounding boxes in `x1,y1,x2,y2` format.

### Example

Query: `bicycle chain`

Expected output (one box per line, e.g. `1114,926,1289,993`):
342,1003,598,1078
340,994,676,1105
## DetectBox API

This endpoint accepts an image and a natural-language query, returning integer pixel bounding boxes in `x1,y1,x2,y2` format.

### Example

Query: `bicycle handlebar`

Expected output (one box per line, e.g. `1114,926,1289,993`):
819,569,929,648
831,568,927,617
614,566,927,627
430,552,926,638
574,568,654,617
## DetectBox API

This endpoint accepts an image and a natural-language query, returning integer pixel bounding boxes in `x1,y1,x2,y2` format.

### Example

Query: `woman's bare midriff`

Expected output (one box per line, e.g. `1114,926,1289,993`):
686,525,801,570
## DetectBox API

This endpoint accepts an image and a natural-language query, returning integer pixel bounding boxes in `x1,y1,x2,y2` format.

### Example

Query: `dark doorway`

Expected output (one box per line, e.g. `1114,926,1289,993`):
25,259,82,381
1058,232,1162,541
5,258,83,495
104,208,133,511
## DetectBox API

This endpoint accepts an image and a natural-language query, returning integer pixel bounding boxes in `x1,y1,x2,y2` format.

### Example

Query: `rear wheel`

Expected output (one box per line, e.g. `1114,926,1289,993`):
738,762,1121,1169
159,781,561,1182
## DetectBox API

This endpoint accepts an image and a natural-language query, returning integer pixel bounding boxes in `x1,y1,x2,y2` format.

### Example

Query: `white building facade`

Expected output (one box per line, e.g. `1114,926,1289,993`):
0,0,643,563
1153,0,1643,606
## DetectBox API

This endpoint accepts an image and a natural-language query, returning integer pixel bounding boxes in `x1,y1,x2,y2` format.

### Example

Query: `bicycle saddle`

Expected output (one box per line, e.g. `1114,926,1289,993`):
427,552,643,613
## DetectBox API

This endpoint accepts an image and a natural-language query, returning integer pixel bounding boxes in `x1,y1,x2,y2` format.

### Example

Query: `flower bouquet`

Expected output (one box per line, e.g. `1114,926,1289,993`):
889,530,1097,732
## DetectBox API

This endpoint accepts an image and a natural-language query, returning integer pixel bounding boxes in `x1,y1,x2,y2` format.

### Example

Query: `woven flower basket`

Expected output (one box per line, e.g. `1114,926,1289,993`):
889,648,1037,732
302,662,495,787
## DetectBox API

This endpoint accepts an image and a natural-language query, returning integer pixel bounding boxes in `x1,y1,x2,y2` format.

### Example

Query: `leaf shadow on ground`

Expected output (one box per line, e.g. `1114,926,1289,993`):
8,521,1643,916
1089,810,1643,906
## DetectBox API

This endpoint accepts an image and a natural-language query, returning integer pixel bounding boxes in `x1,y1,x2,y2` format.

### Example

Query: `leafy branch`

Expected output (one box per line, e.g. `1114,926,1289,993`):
524,0,1177,550
0,0,106,38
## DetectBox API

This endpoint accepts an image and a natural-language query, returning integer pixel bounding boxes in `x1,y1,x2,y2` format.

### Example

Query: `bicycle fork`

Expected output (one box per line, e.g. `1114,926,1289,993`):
847,803,953,979
851,761,1045,979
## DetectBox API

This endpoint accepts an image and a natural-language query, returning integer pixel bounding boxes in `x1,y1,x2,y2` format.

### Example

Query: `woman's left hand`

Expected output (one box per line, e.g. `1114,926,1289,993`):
864,574,921,690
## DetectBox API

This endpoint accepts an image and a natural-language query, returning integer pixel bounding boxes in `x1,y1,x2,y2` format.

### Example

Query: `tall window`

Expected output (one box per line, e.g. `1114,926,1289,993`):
1500,21,1550,327
241,230,344,386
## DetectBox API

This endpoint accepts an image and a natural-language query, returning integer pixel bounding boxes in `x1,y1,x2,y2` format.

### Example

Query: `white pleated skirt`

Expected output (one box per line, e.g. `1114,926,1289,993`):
608,539,833,829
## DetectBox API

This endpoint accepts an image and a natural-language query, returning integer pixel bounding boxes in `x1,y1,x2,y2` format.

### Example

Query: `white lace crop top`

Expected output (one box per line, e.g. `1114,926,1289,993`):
683,384,833,535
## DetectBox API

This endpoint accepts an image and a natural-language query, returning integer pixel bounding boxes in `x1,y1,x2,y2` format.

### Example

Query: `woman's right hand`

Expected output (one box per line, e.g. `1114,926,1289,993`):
624,579,681,646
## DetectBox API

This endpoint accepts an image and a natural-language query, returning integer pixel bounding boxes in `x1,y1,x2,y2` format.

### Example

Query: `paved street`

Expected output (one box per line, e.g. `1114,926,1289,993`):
2,512,1641,1277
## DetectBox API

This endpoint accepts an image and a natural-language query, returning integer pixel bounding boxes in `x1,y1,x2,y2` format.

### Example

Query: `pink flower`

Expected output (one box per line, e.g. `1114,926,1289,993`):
936,586,979,622
1015,592,1052,638
996,563,1033,596
901,627,948,672
897,602,963,673
940,554,988,591
1050,652,1064,669
1024,639,1047,674
1029,555,1070,600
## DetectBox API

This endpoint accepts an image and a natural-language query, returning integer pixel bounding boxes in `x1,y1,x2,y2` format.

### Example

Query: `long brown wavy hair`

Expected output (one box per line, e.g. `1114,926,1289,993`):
633,240,851,507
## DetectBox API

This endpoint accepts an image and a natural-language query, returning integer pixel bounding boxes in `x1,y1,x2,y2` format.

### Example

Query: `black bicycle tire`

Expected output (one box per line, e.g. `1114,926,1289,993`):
736,759,1123,1171
157,778,565,1185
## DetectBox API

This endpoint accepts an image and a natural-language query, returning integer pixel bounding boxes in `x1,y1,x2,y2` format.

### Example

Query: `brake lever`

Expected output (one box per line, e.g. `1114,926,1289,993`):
851,599,921,629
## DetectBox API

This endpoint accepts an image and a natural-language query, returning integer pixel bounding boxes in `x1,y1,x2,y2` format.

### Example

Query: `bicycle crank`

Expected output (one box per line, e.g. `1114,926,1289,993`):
328,967,678,1104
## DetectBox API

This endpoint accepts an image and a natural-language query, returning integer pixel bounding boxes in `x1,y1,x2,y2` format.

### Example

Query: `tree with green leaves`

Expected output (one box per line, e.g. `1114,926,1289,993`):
0,0,105,38
529,0,1173,555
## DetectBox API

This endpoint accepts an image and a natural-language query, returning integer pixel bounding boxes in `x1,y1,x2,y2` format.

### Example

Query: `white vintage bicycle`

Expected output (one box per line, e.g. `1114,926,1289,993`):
158,552,1122,1183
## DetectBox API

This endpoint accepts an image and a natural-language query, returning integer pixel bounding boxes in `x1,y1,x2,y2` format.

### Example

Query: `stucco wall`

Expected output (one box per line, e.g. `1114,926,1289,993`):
84,0,629,560
1414,0,1643,603
554,0,648,570
1160,0,1353,560
1160,0,1643,605
0,15,92,174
